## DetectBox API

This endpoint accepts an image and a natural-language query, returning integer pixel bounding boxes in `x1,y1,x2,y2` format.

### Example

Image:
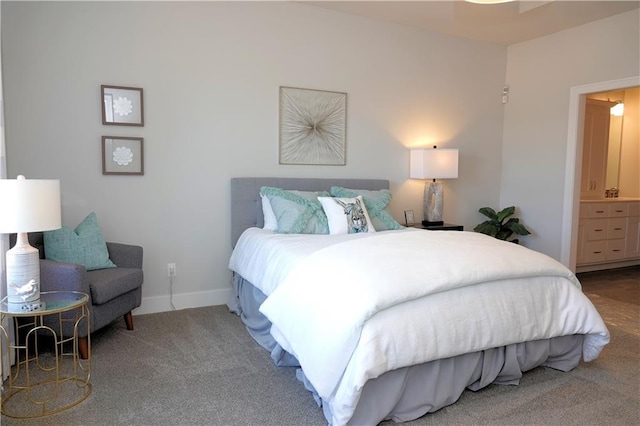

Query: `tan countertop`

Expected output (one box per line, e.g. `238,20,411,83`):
580,197,640,203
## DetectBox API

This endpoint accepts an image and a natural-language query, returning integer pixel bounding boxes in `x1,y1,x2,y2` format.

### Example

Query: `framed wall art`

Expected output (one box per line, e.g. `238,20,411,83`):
279,86,347,165
404,210,415,227
102,136,144,175
101,85,144,126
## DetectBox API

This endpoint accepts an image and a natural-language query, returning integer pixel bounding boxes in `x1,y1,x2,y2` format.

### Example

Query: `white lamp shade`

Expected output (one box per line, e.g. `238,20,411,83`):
410,148,459,180
0,176,62,233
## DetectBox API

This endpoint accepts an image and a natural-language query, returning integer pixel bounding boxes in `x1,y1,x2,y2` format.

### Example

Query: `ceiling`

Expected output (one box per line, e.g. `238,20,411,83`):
300,1,640,45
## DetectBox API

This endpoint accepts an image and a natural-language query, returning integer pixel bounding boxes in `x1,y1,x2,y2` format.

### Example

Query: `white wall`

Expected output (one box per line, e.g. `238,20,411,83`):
1,2,508,313
0,3,13,379
502,9,640,260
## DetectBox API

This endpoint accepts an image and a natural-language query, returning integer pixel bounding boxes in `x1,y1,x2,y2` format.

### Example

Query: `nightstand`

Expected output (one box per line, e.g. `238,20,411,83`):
413,223,464,231
1,291,92,418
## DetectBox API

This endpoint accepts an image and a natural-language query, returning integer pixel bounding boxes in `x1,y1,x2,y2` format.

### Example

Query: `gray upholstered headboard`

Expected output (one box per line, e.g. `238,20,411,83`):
230,177,390,247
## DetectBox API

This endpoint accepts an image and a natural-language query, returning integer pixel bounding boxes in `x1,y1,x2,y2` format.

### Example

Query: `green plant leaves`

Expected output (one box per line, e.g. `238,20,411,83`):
497,206,515,223
495,227,514,241
478,207,498,220
474,206,530,243
504,218,531,236
473,220,500,237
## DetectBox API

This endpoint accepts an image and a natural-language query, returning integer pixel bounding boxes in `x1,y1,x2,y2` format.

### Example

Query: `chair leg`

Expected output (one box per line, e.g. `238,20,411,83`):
78,336,89,360
124,311,134,330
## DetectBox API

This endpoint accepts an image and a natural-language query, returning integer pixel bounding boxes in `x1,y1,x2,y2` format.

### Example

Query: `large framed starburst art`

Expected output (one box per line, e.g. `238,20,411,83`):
102,136,144,175
101,85,144,126
279,87,347,165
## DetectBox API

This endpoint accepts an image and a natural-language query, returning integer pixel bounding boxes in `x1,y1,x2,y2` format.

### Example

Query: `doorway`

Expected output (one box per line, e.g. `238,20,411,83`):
561,76,640,272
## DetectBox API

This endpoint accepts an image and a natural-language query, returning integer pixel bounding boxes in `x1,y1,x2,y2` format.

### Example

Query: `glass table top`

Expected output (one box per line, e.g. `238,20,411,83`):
0,291,88,316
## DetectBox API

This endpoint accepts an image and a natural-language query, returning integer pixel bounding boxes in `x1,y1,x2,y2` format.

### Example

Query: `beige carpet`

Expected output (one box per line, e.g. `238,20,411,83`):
2,266,638,425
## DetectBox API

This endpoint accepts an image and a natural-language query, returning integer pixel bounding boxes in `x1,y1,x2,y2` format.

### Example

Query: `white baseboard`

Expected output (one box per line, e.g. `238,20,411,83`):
576,259,640,274
133,287,232,315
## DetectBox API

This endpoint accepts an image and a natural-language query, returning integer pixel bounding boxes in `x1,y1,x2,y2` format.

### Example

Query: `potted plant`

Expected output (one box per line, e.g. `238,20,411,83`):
474,206,531,244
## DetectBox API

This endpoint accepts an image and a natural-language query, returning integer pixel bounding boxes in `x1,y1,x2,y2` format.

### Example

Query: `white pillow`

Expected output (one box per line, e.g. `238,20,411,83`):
318,196,376,235
261,195,278,231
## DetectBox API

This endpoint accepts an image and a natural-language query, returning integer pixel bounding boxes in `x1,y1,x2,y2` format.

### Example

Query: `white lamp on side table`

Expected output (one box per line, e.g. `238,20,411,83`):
410,146,459,227
0,175,61,312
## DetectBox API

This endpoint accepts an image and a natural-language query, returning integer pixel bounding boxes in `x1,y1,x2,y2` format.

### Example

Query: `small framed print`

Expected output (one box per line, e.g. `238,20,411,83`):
101,85,144,126
404,210,415,227
102,136,144,175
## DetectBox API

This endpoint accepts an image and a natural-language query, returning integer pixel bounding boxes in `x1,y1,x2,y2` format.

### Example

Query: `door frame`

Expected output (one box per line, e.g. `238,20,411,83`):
561,75,640,271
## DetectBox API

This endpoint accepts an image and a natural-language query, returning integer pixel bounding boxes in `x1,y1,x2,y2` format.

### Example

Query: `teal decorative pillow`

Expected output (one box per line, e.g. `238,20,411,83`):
329,187,402,231
260,187,329,234
43,212,116,270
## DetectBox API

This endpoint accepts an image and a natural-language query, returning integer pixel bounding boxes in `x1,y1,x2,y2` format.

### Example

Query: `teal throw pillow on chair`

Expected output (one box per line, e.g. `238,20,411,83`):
44,212,116,271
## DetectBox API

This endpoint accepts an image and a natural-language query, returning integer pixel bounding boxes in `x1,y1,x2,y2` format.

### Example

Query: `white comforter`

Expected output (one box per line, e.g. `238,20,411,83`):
252,229,609,426
228,227,381,296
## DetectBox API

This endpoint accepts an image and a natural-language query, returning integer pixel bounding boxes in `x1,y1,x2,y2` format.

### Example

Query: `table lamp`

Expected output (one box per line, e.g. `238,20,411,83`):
0,175,61,312
410,146,459,226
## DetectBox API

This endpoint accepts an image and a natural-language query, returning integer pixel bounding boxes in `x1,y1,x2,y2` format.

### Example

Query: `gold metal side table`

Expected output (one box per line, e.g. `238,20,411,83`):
0,291,91,418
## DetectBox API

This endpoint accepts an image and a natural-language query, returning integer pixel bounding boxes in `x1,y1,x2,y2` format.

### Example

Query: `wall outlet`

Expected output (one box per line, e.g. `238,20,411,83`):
167,263,176,278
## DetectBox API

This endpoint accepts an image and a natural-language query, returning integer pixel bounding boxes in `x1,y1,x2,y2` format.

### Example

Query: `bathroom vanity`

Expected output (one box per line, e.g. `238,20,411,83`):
577,198,640,272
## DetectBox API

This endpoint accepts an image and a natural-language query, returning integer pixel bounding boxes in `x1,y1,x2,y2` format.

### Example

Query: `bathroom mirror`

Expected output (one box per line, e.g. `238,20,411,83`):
605,112,623,190
585,87,638,196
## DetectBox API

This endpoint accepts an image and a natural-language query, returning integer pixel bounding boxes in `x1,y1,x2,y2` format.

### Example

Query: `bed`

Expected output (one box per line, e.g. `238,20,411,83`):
227,177,610,426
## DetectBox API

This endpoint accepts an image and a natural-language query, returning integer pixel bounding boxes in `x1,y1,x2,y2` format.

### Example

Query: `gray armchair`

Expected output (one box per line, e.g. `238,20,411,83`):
15,232,144,359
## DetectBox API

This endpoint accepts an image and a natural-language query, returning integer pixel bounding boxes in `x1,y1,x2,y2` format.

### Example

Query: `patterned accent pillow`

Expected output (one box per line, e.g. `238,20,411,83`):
318,196,376,235
329,187,402,231
43,212,116,271
260,187,329,234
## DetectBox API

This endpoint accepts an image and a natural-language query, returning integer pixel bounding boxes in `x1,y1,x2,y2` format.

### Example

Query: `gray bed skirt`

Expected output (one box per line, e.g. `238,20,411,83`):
228,273,584,425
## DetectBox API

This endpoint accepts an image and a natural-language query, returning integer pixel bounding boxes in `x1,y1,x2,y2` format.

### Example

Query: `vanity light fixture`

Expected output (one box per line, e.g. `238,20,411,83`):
410,146,459,227
610,102,624,117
